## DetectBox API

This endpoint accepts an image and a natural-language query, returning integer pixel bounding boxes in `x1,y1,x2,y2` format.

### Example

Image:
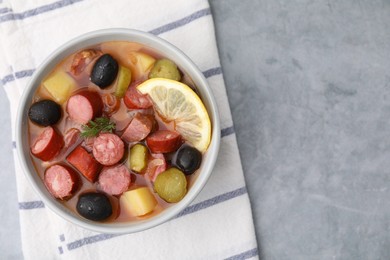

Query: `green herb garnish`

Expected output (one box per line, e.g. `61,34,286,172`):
80,117,116,138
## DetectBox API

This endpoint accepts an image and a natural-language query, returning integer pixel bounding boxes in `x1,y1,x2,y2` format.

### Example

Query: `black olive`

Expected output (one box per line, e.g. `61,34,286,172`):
174,145,202,175
28,100,62,126
90,54,118,88
76,192,112,221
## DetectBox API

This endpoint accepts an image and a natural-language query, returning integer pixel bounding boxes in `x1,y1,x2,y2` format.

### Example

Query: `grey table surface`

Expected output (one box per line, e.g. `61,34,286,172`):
2,0,390,259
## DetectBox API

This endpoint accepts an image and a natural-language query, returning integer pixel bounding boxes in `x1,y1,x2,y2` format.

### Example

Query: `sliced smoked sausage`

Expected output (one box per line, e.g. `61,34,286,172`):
124,81,153,109
121,113,153,143
31,126,64,161
67,145,101,182
70,49,102,76
63,128,80,149
146,130,182,153
145,153,167,182
98,165,131,195
66,90,103,124
44,164,79,199
93,133,124,166
101,93,120,116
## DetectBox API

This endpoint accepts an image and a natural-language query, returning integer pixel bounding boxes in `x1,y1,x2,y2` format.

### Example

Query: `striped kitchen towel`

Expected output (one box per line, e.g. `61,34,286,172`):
0,0,258,259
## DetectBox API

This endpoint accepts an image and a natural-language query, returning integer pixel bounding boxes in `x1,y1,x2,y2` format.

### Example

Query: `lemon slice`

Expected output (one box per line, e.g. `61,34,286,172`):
137,78,211,152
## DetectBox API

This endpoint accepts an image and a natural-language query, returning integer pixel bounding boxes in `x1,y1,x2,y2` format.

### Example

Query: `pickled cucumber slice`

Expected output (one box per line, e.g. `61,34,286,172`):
115,65,132,98
149,59,181,81
129,144,148,173
154,168,187,203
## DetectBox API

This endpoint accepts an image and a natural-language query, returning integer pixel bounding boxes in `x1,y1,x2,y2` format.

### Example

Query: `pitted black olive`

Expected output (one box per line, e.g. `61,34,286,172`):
28,100,62,126
90,54,118,88
174,145,202,175
76,192,112,221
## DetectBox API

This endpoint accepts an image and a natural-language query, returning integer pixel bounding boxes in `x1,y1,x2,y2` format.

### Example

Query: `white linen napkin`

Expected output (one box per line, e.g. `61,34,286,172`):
0,0,258,259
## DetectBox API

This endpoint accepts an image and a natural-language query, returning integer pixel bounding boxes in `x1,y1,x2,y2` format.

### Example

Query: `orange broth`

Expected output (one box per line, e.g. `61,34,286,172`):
28,41,201,223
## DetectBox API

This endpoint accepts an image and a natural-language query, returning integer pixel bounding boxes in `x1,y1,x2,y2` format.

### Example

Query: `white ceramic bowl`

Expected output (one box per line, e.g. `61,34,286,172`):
16,28,220,234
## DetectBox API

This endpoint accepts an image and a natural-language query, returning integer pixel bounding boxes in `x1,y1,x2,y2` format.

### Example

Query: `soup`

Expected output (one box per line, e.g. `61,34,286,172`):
28,41,211,222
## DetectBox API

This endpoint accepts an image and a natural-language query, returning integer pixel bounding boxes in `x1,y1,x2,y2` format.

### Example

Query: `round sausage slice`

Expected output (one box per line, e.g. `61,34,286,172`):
146,130,182,153
66,90,103,124
31,126,64,161
93,133,124,166
98,165,131,195
121,113,153,143
44,165,79,200
124,81,153,109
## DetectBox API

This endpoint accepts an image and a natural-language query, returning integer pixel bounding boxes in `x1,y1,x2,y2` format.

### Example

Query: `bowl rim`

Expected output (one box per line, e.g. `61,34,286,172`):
16,28,221,234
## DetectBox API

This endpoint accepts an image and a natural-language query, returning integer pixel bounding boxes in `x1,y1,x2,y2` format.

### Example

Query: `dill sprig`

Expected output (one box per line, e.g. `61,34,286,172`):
80,117,116,138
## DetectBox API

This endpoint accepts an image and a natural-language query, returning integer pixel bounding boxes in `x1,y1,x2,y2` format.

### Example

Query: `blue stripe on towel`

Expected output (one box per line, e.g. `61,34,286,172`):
148,8,211,35
15,69,35,78
67,234,119,250
205,67,222,78
203,67,222,78
66,186,247,250
1,74,15,85
0,7,11,14
221,126,235,137
1,69,35,86
0,0,84,23
174,186,246,219
19,200,45,209
225,248,259,260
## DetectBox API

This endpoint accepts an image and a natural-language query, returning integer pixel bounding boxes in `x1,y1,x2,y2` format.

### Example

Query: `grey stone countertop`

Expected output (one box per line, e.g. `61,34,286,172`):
2,1,390,259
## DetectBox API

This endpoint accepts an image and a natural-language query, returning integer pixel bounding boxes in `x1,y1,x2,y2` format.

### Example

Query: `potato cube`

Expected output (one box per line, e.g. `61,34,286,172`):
128,52,156,79
121,187,157,216
43,70,75,104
